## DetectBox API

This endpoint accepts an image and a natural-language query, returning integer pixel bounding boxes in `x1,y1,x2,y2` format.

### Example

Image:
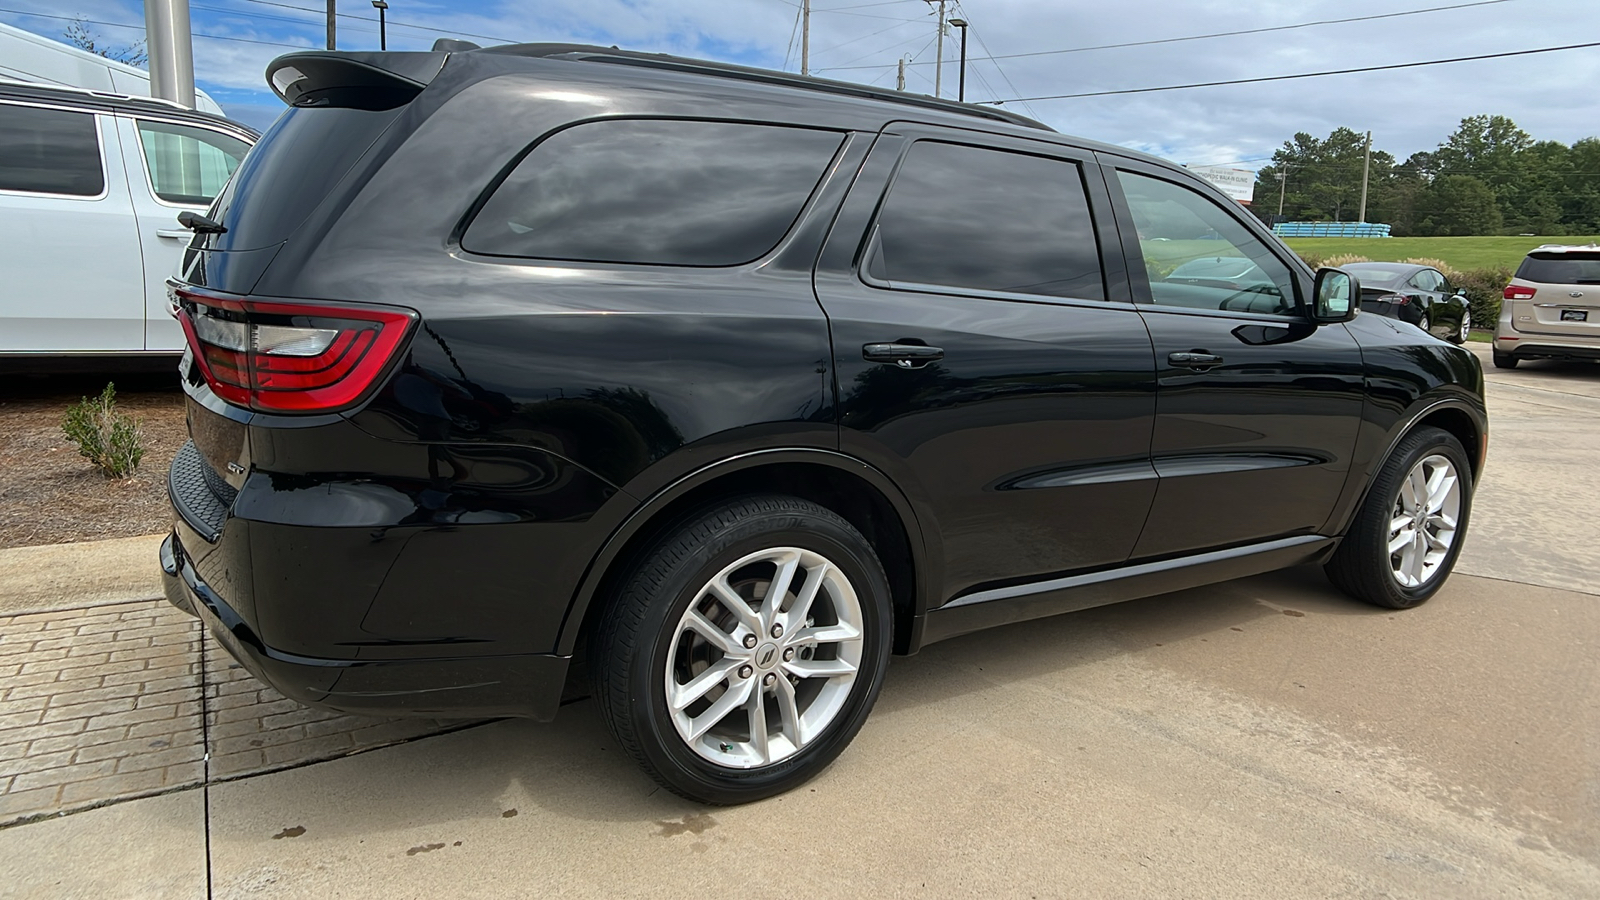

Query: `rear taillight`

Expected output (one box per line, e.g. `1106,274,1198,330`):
1504,285,1537,301
175,286,415,413
1380,292,1408,305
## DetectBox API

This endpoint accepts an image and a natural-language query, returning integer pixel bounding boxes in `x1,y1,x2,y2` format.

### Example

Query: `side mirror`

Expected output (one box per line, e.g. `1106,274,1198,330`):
1312,267,1359,323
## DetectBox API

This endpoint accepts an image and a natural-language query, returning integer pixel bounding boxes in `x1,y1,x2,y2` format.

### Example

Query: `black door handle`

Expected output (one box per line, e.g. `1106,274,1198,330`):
1168,350,1224,369
863,342,944,369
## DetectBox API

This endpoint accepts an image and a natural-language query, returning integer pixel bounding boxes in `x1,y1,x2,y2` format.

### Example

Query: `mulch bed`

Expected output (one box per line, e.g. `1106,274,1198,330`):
0,373,187,550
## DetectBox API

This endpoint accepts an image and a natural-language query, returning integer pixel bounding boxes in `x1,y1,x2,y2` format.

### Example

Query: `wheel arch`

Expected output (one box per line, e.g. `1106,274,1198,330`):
557,449,934,660
1332,395,1486,537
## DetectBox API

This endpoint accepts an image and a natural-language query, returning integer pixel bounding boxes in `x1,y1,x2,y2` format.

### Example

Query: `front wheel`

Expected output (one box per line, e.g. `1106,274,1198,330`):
1450,309,1471,344
591,495,893,804
1325,426,1472,609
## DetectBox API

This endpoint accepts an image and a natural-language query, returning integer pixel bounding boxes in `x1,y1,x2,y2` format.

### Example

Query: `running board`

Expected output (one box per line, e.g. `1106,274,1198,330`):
921,535,1336,646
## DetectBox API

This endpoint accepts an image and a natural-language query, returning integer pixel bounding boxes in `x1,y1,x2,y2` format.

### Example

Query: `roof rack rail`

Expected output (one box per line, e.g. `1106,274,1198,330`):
477,43,1054,133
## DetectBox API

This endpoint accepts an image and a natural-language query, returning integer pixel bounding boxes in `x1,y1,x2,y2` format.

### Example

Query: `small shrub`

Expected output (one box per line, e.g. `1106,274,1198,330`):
1294,251,1324,269
1453,266,1513,329
61,383,144,478
1321,253,1372,268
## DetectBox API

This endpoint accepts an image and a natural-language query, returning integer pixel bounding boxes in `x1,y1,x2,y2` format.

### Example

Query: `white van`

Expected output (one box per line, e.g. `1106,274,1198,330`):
0,82,257,357
0,21,227,116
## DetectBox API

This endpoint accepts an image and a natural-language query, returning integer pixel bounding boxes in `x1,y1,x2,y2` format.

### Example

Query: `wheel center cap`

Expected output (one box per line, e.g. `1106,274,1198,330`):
754,643,781,670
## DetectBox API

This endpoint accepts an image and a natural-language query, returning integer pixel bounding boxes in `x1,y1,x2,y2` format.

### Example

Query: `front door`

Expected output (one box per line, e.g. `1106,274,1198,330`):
117,115,251,350
1103,161,1365,559
815,128,1158,602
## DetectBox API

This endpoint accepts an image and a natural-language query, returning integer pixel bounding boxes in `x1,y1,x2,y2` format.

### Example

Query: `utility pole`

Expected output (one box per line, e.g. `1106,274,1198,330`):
948,18,968,102
144,0,196,108
801,0,810,76
326,0,336,50
896,56,906,91
925,0,946,98
1357,130,1372,223
1276,171,1288,223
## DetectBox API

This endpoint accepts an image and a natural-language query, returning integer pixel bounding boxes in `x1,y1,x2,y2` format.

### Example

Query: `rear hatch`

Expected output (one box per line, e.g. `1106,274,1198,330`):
1508,250,1600,339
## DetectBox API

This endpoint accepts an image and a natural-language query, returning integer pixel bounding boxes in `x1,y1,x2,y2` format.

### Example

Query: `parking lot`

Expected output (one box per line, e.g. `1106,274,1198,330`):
1,342,1596,899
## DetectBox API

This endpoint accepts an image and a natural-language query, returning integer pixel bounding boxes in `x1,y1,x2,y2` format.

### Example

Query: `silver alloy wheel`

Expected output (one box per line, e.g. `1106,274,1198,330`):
1388,454,1462,588
665,547,864,769
1459,309,1471,341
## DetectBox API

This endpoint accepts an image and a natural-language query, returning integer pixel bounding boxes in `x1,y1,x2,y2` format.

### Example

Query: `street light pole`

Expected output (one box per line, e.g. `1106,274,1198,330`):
947,18,968,102
1357,130,1372,223
801,0,810,76
371,0,389,51
326,0,336,50
1276,171,1288,222
144,0,196,108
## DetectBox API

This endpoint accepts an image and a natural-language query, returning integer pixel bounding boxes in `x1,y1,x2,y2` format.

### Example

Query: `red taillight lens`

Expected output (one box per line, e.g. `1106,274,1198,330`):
1381,292,1408,305
176,287,415,413
1504,285,1537,301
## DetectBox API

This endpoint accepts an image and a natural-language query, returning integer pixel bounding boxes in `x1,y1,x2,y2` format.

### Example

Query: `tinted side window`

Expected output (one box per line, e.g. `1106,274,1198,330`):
0,104,104,196
870,141,1104,299
464,120,843,266
1409,269,1443,292
1117,170,1297,316
136,120,250,205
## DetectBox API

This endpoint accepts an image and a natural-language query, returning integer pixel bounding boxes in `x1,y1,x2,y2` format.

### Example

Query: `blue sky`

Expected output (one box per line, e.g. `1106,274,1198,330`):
3,1,1598,170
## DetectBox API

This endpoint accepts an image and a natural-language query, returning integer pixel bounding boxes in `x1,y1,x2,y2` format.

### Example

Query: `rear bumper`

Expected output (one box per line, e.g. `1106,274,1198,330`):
160,530,570,720
1492,334,1600,361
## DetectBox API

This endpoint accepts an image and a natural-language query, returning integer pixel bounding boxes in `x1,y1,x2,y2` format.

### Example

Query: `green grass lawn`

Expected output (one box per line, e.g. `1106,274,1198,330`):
1282,235,1600,272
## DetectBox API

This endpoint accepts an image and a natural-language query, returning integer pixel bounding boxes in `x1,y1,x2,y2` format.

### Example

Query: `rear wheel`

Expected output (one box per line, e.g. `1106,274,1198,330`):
1450,309,1471,344
591,495,892,804
1326,426,1471,609
1492,350,1518,369
1417,312,1431,335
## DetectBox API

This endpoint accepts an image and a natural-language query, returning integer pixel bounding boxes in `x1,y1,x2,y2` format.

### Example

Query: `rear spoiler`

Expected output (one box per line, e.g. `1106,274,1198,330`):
265,50,449,109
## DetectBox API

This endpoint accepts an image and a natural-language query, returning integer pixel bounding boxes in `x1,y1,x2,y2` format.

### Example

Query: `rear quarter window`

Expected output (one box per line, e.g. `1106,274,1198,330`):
1517,253,1600,284
462,119,844,266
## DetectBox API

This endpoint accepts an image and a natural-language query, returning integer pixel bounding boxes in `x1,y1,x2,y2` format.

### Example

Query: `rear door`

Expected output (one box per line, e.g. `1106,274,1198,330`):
116,115,251,350
1103,159,1365,559
0,101,144,352
814,125,1157,601
1512,251,1600,338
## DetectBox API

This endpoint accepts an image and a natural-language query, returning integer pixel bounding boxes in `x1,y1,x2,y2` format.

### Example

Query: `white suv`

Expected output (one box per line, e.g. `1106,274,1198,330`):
1494,244,1600,369
0,83,256,359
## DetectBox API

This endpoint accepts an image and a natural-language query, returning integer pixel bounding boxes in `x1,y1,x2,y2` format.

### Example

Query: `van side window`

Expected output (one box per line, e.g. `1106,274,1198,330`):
868,141,1104,299
464,120,844,266
136,120,251,205
1116,170,1297,316
0,104,104,196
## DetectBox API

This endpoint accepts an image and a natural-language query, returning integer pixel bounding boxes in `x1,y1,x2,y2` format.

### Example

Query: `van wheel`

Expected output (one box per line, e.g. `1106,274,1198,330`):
1325,426,1472,609
1492,350,1518,369
591,495,892,804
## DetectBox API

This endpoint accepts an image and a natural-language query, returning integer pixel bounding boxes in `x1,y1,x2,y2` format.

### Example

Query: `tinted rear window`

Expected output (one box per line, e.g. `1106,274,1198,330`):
0,104,104,196
868,141,1103,299
209,105,402,250
1517,253,1600,284
463,120,843,266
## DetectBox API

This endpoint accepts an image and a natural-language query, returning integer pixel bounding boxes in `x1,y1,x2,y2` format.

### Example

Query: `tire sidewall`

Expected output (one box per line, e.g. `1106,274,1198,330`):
623,504,892,804
1371,429,1473,607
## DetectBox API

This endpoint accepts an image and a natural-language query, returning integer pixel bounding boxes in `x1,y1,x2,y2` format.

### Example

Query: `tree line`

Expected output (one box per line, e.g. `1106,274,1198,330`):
1250,116,1600,236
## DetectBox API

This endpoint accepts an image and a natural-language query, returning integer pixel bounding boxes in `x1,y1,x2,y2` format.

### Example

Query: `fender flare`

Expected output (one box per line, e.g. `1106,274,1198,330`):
554,447,933,656
1330,393,1487,536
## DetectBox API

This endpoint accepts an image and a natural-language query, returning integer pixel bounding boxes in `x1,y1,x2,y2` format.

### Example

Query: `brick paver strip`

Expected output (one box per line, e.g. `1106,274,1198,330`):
0,599,477,826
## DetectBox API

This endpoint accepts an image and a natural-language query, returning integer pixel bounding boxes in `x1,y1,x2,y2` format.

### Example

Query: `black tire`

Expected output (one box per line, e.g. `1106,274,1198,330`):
1325,426,1472,609
1417,313,1431,335
1492,350,1518,369
590,495,893,804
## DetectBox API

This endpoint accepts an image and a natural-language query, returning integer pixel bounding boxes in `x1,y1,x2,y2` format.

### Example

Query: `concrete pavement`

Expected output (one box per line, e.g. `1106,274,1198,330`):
2,345,1598,898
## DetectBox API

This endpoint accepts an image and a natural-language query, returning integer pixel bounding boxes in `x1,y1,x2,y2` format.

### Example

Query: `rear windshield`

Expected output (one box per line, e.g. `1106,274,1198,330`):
208,105,403,251
1517,252,1600,285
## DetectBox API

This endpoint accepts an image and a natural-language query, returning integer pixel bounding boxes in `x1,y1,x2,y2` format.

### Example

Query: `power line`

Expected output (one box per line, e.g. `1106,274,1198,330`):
236,0,518,45
820,0,1519,71
980,41,1600,104
0,7,307,48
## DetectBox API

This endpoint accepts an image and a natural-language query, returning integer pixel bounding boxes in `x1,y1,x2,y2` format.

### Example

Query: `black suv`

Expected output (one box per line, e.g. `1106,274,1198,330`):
160,43,1487,804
